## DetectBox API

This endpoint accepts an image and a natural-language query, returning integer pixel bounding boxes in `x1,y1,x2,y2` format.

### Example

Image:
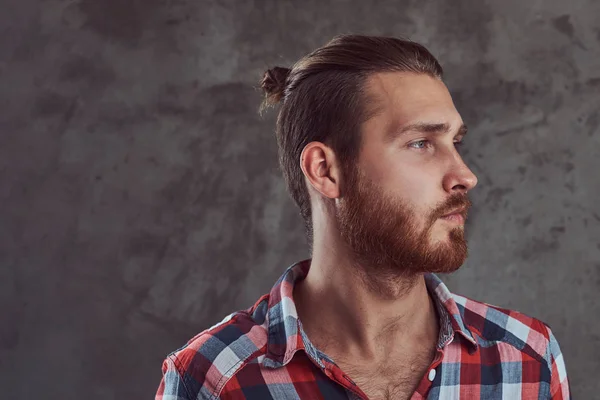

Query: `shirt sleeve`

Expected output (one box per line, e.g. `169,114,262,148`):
155,355,194,400
547,327,571,400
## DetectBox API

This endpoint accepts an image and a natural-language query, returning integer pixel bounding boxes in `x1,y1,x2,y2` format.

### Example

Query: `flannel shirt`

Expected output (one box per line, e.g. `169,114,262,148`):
156,260,570,399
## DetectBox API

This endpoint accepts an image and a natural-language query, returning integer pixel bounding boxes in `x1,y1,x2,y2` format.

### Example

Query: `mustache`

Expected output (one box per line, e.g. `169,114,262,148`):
429,194,472,222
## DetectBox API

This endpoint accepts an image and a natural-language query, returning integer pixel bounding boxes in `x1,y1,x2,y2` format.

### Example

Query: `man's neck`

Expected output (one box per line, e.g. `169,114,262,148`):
293,248,440,363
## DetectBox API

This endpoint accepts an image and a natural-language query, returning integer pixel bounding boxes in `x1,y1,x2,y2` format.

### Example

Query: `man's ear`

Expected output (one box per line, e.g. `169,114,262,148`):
300,142,341,200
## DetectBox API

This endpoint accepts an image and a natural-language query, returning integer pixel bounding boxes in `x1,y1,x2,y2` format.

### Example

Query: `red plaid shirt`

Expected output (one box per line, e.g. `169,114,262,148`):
156,260,570,399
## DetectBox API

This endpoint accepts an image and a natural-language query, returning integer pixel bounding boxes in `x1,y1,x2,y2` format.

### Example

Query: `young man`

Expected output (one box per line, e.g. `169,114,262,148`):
156,35,570,400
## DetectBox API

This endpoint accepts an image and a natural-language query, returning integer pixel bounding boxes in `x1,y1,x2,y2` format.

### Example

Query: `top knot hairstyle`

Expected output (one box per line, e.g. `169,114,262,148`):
259,34,443,246
260,67,291,110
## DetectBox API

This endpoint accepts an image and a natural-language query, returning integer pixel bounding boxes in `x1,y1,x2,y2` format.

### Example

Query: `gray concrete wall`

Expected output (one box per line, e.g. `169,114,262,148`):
1,0,598,398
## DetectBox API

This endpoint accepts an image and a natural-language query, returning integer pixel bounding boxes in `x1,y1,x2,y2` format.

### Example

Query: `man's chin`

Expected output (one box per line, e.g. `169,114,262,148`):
422,240,468,274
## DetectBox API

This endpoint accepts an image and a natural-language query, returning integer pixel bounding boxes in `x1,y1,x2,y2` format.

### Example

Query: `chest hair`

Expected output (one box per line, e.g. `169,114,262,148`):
338,349,435,400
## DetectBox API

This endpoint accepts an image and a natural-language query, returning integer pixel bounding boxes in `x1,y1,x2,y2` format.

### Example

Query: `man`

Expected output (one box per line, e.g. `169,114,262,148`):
156,35,570,399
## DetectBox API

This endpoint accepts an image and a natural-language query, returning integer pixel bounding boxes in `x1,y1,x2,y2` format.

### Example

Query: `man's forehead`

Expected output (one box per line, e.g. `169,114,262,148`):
363,71,460,129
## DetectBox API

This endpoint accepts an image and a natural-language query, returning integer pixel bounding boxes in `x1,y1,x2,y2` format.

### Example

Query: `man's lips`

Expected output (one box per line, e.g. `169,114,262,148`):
440,213,465,224
441,207,467,218
440,208,468,223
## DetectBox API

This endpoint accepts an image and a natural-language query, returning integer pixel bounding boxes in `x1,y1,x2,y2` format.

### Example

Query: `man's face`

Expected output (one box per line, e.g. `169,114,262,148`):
335,72,478,276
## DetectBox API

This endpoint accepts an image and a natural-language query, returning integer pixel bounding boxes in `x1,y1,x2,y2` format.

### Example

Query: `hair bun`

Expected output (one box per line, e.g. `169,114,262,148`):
260,66,291,108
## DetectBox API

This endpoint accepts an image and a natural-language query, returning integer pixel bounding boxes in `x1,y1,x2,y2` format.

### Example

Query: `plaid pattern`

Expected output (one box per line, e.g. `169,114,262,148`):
156,260,570,399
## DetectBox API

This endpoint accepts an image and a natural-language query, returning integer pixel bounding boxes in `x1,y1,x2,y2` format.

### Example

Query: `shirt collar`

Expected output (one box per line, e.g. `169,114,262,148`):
424,273,478,349
263,259,478,368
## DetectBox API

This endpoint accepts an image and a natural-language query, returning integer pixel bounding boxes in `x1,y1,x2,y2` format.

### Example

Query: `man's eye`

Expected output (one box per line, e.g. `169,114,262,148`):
454,141,463,149
409,140,429,149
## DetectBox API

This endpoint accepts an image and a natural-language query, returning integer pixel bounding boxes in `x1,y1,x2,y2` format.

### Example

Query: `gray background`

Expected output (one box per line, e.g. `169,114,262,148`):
1,0,598,399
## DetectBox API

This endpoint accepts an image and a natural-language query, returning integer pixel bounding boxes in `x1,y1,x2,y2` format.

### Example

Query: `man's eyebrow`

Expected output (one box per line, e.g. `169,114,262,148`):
386,122,468,142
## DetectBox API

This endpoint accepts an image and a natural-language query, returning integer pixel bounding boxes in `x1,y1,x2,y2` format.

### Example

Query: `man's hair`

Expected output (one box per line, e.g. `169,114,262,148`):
259,34,443,245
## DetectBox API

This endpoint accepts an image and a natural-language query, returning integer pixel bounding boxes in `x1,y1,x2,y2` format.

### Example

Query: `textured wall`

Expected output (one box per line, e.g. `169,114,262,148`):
1,0,598,398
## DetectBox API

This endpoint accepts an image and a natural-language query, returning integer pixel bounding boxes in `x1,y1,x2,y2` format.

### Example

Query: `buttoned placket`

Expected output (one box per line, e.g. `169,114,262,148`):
414,347,445,398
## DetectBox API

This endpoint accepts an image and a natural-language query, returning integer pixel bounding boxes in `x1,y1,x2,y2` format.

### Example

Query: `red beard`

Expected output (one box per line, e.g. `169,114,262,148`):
335,170,471,279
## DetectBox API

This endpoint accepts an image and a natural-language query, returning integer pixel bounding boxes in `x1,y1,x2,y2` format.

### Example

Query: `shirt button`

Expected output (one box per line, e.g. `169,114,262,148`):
428,368,436,382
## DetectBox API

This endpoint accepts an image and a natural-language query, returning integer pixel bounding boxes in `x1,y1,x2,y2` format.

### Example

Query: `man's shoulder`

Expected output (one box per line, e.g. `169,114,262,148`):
451,292,554,362
164,295,271,398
